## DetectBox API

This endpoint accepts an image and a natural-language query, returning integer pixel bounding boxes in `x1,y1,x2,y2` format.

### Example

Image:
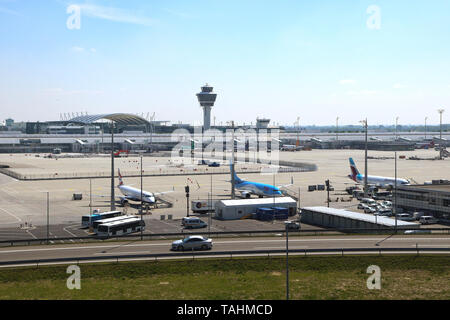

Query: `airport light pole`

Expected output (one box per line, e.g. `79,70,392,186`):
285,222,289,300
336,116,339,142
231,121,236,199
394,151,398,233
360,119,369,198
46,192,49,245
424,117,428,140
140,154,143,240
296,117,300,147
395,116,399,140
438,109,445,159
110,121,116,211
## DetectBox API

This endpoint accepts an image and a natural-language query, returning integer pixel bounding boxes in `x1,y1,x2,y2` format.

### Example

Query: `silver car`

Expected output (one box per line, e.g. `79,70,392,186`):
171,235,213,251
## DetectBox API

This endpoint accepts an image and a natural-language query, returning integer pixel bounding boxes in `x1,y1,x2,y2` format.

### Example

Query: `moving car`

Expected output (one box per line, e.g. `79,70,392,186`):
171,235,213,251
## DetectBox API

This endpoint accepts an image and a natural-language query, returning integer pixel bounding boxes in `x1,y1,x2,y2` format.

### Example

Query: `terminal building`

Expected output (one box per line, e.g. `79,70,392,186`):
395,183,450,224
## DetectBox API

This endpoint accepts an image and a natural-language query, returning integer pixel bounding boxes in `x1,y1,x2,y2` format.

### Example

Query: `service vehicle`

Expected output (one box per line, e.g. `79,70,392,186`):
96,217,145,238
181,217,208,229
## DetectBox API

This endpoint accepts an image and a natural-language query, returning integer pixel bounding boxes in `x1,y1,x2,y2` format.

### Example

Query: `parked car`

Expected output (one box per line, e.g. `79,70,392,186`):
171,235,213,251
358,203,368,210
413,212,426,220
208,162,220,167
396,213,415,222
419,216,438,225
364,207,376,214
284,221,301,230
181,217,208,229
377,209,392,217
404,229,432,234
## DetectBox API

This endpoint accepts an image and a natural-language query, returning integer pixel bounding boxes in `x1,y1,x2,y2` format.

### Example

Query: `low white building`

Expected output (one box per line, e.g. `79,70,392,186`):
214,197,297,220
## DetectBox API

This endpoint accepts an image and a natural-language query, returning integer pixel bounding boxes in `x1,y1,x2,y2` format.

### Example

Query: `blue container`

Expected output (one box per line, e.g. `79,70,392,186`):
256,208,275,221
272,207,289,220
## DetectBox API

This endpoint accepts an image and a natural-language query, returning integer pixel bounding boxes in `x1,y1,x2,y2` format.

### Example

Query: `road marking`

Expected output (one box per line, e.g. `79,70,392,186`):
411,244,450,247
0,237,449,254
0,207,22,223
93,251,151,255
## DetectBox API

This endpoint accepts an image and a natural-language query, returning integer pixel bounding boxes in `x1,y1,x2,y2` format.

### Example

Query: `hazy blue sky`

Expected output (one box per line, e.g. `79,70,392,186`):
0,0,449,126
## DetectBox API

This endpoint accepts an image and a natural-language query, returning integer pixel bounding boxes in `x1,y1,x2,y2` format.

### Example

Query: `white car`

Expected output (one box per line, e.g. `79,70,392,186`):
358,203,368,210
171,235,213,251
419,216,438,225
181,217,208,229
364,207,376,214
377,209,392,217
396,213,415,222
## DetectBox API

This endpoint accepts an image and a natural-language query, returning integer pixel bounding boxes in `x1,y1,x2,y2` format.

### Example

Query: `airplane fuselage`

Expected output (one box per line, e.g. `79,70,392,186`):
351,173,410,188
236,181,283,197
118,185,156,204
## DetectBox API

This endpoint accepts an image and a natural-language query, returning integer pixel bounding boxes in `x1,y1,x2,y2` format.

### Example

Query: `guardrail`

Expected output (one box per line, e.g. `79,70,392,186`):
1,228,449,247
0,247,449,267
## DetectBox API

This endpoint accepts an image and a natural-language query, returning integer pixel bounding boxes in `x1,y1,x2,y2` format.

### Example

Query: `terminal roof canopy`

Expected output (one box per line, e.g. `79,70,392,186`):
68,113,150,125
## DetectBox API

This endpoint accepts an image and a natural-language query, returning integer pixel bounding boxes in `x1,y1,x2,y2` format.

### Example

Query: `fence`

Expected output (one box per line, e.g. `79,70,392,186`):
1,247,449,267
1,228,449,247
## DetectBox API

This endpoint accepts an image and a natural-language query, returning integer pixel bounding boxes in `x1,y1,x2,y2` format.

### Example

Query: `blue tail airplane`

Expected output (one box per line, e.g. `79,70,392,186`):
229,163,293,198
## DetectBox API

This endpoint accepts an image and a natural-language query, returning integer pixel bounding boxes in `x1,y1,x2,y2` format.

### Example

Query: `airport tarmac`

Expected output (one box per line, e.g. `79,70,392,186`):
0,148,448,231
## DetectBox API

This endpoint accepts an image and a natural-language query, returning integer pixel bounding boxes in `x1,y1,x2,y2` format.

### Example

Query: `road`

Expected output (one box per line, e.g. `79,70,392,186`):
0,235,449,266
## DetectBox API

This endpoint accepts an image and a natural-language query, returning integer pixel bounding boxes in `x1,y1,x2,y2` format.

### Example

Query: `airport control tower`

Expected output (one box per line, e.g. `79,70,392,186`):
196,84,217,131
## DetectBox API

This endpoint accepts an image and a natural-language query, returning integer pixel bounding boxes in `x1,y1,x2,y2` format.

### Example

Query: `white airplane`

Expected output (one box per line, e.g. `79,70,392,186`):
117,169,173,206
348,158,410,188
229,163,294,198
280,144,302,151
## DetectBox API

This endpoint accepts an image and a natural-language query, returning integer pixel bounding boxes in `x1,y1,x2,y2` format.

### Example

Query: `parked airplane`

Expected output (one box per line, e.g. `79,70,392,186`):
117,169,173,206
415,140,435,149
348,158,410,188
280,144,302,151
229,163,293,198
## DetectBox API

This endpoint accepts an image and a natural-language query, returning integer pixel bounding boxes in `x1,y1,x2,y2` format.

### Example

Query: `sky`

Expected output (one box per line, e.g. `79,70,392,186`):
0,0,449,126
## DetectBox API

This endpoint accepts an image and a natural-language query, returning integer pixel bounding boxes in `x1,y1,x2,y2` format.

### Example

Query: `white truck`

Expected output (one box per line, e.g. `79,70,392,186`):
191,200,218,213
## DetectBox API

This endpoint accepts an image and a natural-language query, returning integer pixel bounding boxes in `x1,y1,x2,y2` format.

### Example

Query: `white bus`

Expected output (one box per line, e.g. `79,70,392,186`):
96,217,145,238
91,215,137,233
81,211,122,228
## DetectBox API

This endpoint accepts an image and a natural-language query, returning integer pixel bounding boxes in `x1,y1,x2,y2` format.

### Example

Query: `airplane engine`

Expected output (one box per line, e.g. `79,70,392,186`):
120,197,129,206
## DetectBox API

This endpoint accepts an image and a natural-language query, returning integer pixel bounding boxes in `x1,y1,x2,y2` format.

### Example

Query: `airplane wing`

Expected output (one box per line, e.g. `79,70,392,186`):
153,188,175,196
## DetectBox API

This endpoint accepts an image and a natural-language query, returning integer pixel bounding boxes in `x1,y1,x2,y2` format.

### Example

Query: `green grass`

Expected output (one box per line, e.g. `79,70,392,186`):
0,255,449,299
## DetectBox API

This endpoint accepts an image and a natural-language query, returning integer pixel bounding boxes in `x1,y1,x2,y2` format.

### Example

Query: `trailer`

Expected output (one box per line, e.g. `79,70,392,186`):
191,199,218,213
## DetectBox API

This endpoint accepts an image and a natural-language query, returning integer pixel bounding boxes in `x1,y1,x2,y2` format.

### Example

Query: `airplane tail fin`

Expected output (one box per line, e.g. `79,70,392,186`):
118,169,124,186
229,162,243,184
349,158,360,182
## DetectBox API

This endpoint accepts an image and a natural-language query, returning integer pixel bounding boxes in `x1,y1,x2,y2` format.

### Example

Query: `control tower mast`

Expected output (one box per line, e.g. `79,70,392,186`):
196,84,217,131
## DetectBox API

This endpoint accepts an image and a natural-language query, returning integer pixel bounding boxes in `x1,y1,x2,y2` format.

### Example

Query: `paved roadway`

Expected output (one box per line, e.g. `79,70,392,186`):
0,235,449,266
